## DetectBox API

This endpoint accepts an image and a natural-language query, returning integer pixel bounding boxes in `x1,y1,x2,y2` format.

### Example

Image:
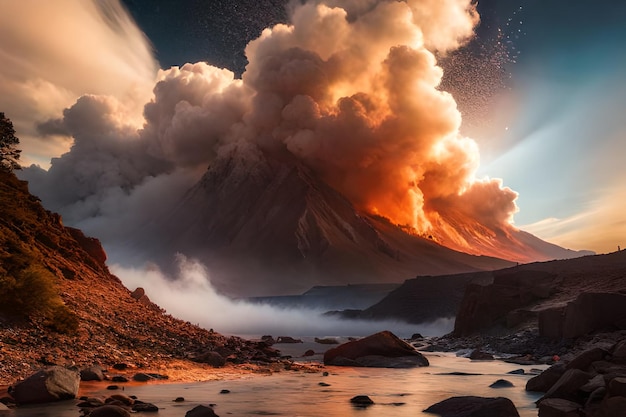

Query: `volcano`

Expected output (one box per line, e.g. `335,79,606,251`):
130,148,588,297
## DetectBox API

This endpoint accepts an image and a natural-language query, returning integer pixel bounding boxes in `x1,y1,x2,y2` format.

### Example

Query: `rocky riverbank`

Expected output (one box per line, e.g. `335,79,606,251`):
415,327,626,366
415,328,626,416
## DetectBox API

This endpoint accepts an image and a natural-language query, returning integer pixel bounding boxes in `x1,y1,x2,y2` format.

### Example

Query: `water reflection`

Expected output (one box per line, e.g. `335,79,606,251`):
9,353,545,417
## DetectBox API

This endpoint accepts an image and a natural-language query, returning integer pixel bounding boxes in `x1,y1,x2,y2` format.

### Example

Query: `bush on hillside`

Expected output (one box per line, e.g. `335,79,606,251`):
0,265,58,315
44,304,80,334
0,112,21,172
0,264,78,334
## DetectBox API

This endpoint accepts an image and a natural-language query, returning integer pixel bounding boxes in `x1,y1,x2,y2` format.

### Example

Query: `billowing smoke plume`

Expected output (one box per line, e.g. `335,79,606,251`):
24,0,521,262
0,0,157,166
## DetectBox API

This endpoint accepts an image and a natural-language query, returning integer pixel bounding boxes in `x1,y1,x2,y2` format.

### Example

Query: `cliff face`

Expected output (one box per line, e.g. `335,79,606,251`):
355,271,495,324
451,251,626,337
0,171,265,385
349,250,626,333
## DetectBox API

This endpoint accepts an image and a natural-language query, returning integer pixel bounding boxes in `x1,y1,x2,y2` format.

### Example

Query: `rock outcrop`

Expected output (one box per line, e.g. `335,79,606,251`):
66,227,107,265
445,252,626,337
539,292,626,339
80,366,105,382
344,271,494,324
323,330,429,368
453,270,558,336
339,250,626,330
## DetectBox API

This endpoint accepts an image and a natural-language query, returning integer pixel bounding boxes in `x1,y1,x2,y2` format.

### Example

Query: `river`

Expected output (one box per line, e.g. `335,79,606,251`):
8,340,545,417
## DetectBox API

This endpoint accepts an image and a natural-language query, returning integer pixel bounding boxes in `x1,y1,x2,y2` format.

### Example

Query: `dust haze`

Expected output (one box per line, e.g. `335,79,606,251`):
113,255,453,338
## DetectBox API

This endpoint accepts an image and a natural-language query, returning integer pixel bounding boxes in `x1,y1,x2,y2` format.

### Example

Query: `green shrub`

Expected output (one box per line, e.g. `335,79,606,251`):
44,304,79,334
0,264,79,333
0,265,58,316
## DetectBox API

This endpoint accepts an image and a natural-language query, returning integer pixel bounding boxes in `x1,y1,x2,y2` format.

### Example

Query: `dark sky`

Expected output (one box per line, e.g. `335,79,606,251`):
121,0,626,77
121,0,288,76
118,0,524,75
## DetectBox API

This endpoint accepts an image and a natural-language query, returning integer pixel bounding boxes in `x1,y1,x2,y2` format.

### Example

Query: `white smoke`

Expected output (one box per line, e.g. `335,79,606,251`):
112,255,453,337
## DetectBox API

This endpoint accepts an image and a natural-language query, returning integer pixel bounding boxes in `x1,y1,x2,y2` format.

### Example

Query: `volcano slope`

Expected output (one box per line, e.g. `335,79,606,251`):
135,150,590,297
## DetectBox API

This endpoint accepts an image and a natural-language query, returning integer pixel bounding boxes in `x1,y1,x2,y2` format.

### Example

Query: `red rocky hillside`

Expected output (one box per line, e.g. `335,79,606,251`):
0,171,280,385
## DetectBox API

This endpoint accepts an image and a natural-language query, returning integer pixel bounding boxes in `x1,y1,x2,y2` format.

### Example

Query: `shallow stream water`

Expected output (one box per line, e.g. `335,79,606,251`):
8,345,545,417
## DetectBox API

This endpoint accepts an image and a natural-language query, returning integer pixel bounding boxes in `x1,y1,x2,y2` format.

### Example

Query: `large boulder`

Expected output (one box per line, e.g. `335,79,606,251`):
67,226,107,265
323,330,428,368
537,398,583,417
186,404,220,417
611,339,626,362
193,351,226,367
423,396,520,417
527,363,567,393
539,369,592,403
89,405,131,417
565,348,609,371
608,377,626,397
80,365,105,381
595,396,626,417
9,366,80,404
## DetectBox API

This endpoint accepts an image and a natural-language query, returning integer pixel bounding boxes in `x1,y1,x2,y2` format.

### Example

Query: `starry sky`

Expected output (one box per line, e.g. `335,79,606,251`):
119,0,626,253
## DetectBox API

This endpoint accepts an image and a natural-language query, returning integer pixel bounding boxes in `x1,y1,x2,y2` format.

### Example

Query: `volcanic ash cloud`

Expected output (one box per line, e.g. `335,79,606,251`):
0,0,157,166
26,0,520,259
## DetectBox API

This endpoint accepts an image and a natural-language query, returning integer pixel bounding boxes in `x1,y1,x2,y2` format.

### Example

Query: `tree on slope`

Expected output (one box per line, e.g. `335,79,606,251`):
0,112,21,172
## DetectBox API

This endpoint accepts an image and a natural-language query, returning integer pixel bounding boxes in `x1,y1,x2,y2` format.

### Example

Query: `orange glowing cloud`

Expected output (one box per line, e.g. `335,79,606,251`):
237,0,518,249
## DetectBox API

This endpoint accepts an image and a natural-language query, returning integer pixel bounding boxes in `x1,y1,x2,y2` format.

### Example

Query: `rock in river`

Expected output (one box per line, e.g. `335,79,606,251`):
186,404,220,417
324,330,429,368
